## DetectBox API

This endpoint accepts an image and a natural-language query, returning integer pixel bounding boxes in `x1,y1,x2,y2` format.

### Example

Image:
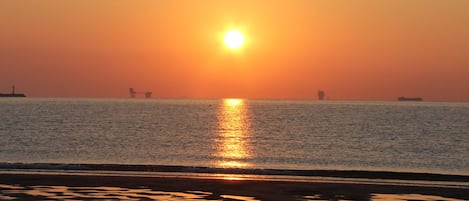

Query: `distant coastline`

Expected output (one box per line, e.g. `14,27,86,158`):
0,85,26,97
0,93,26,97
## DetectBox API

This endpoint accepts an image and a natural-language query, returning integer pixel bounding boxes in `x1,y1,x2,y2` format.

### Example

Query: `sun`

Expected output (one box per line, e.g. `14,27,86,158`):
224,30,244,49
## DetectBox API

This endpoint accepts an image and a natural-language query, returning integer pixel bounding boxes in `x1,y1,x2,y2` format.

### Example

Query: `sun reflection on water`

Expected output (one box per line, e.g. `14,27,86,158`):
215,99,252,168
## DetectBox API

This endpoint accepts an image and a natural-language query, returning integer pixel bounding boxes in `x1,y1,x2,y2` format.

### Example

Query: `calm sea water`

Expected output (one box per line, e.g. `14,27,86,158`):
0,98,468,175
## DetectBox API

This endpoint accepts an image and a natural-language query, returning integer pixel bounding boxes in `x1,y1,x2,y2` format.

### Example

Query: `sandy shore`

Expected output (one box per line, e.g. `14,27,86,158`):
0,172,468,201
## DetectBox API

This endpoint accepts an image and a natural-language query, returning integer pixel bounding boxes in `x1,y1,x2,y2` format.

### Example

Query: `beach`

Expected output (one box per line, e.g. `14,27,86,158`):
1,171,468,201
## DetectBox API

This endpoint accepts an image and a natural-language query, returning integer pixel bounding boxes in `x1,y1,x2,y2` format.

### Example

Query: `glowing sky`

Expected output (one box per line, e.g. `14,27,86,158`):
1,0,468,101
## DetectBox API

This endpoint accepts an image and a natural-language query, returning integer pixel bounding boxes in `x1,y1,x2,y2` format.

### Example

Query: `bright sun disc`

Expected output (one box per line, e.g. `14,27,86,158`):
224,30,244,49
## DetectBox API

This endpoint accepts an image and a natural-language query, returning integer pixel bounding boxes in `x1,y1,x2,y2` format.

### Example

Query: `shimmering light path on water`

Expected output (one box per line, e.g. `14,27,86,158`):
216,99,251,168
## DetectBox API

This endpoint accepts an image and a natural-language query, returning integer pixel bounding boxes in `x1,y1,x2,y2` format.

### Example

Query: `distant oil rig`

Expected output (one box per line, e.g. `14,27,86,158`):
0,85,26,97
317,90,325,100
129,88,152,98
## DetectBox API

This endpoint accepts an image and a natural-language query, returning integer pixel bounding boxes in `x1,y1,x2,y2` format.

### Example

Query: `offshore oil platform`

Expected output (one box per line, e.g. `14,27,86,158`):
0,85,26,97
317,90,325,100
129,88,152,98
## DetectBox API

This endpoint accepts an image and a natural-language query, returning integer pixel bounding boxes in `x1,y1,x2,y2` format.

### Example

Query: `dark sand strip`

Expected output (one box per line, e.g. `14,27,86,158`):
0,173,468,201
2,163,468,182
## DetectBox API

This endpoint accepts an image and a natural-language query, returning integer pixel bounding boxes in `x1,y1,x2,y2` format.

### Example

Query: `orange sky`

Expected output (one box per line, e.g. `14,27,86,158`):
1,0,468,101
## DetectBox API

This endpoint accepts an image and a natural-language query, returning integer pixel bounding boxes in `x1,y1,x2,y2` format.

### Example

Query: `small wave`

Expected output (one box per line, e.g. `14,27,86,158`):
0,162,467,182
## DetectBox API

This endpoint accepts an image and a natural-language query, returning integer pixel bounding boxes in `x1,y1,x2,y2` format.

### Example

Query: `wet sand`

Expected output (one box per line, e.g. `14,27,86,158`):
0,172,468,200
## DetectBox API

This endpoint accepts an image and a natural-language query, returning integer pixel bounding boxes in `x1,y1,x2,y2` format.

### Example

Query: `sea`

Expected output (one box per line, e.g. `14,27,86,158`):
0,98,468,176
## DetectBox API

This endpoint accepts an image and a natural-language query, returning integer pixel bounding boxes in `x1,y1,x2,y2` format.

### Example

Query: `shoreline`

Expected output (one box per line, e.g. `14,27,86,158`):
1,171,468,201
1,162,468,182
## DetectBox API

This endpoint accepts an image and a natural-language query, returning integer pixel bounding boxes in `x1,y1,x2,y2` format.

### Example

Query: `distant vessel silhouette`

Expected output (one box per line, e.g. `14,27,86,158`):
398,97,422,101
0,85,26,97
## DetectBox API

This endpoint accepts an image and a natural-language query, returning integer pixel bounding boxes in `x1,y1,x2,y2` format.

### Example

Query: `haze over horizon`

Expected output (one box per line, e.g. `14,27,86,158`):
1,1,468,101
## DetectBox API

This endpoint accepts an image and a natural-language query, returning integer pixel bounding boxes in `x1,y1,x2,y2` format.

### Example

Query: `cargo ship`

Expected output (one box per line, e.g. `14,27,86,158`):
398,97,422,101
0,85,26,97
